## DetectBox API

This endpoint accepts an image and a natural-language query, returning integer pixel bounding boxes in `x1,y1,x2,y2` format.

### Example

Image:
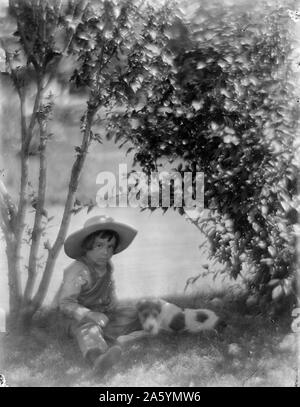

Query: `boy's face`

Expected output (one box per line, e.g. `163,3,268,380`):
86,235,117,266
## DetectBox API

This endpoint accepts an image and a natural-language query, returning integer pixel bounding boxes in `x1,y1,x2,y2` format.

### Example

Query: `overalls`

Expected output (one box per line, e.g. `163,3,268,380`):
55,259,141,357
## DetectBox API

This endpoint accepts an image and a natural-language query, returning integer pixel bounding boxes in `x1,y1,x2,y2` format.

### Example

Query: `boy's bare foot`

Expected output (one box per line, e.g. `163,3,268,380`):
93,345,122,377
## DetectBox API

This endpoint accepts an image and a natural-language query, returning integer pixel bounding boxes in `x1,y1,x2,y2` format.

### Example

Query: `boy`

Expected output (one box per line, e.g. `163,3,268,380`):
57,215,141,376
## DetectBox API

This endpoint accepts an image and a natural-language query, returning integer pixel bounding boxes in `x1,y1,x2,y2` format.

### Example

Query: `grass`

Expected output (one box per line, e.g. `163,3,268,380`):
1,291,298,387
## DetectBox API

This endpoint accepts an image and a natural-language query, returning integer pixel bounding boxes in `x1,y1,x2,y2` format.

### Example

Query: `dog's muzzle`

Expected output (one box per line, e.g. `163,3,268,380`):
142,317,160,335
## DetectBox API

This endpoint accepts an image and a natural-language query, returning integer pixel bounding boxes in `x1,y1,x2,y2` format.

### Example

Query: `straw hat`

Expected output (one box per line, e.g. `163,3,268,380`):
64,215,137,259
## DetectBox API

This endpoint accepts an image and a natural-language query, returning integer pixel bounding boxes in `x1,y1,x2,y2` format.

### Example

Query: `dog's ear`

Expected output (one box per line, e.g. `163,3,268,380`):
136,298,162,313
154,300,162,313
136,299,148,312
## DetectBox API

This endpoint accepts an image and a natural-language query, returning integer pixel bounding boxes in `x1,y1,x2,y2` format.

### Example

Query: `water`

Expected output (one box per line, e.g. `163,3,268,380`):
0,205,228,312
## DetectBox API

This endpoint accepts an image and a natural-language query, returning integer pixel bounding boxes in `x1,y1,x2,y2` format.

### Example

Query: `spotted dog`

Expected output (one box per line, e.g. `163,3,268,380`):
135,299,224,335
116,299,226,345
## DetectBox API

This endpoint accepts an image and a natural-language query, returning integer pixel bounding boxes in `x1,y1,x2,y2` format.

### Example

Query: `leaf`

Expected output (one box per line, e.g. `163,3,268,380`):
87,204,94,214
145,44,161,56
196,61,206,69
268,279,280,287
272,285,283,301
71,207,83,215
246,295,258,307
220,88,231,98
267,246,276,257
106,131,114,141
126,147,134,156
282,279,292,295
78,33,90,41
94,133,103,143
260,258,274,266
192,100,204,110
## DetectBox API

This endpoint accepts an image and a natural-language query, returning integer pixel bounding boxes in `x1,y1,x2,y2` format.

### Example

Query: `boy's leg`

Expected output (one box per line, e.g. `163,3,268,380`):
70,319,121,376
92,345,122,376
71,319,108,358
104,304,142,341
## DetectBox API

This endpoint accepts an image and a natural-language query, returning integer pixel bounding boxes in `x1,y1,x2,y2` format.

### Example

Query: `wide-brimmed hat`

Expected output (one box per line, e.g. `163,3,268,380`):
64,215,138,259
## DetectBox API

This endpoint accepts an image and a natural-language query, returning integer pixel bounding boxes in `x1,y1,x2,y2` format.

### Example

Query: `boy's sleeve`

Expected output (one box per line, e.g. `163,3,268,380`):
58,268,91,321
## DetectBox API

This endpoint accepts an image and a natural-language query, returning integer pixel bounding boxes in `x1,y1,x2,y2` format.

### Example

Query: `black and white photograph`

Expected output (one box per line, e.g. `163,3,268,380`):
0,0,299,389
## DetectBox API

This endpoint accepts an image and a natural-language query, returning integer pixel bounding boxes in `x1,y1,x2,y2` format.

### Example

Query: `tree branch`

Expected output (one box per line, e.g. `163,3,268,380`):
16,20,40,73
183,208,203,233
24,83,42,153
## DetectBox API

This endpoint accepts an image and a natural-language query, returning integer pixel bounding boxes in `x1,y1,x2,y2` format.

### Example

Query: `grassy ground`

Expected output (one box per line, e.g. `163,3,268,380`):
1,292,298,387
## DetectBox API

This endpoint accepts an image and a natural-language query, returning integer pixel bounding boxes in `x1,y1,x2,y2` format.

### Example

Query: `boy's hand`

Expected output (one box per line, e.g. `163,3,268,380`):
86,311,109,327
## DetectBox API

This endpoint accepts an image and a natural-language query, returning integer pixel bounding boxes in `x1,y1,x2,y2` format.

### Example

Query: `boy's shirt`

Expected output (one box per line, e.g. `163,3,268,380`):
56,260,117,321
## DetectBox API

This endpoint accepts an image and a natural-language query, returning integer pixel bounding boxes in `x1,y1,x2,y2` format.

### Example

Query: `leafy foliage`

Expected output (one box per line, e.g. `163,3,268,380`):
109,0,300,313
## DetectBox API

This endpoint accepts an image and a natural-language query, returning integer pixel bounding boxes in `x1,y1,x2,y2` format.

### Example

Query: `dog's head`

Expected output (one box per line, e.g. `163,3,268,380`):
136,299,162,335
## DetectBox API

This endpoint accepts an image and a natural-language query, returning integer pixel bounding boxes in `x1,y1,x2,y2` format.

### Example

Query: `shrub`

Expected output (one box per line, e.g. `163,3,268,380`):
110,0,300,313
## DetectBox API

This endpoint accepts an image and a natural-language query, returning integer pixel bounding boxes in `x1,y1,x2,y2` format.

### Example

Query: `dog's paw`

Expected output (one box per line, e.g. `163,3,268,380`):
117,331,150,345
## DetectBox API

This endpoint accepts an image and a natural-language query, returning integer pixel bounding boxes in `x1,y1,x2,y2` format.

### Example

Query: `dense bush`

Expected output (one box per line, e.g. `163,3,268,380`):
110,0,300,314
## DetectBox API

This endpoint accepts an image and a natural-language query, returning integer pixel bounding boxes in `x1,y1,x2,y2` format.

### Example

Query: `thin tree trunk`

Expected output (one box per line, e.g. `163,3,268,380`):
0,180,19,324
24,108,96,318
12,83,42,330
23,119,47,304
12,94,29,304
6,239,20,326
2,47,41,320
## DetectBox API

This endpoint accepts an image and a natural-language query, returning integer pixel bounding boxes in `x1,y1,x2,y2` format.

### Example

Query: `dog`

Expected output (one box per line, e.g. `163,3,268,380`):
135,298,225,335
116,298,226,345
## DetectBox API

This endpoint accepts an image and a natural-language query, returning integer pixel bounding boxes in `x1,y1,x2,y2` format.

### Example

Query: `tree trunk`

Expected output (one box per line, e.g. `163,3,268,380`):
0,180,20,329
6,239,21,328
17,108,96,327
24,119,48,304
